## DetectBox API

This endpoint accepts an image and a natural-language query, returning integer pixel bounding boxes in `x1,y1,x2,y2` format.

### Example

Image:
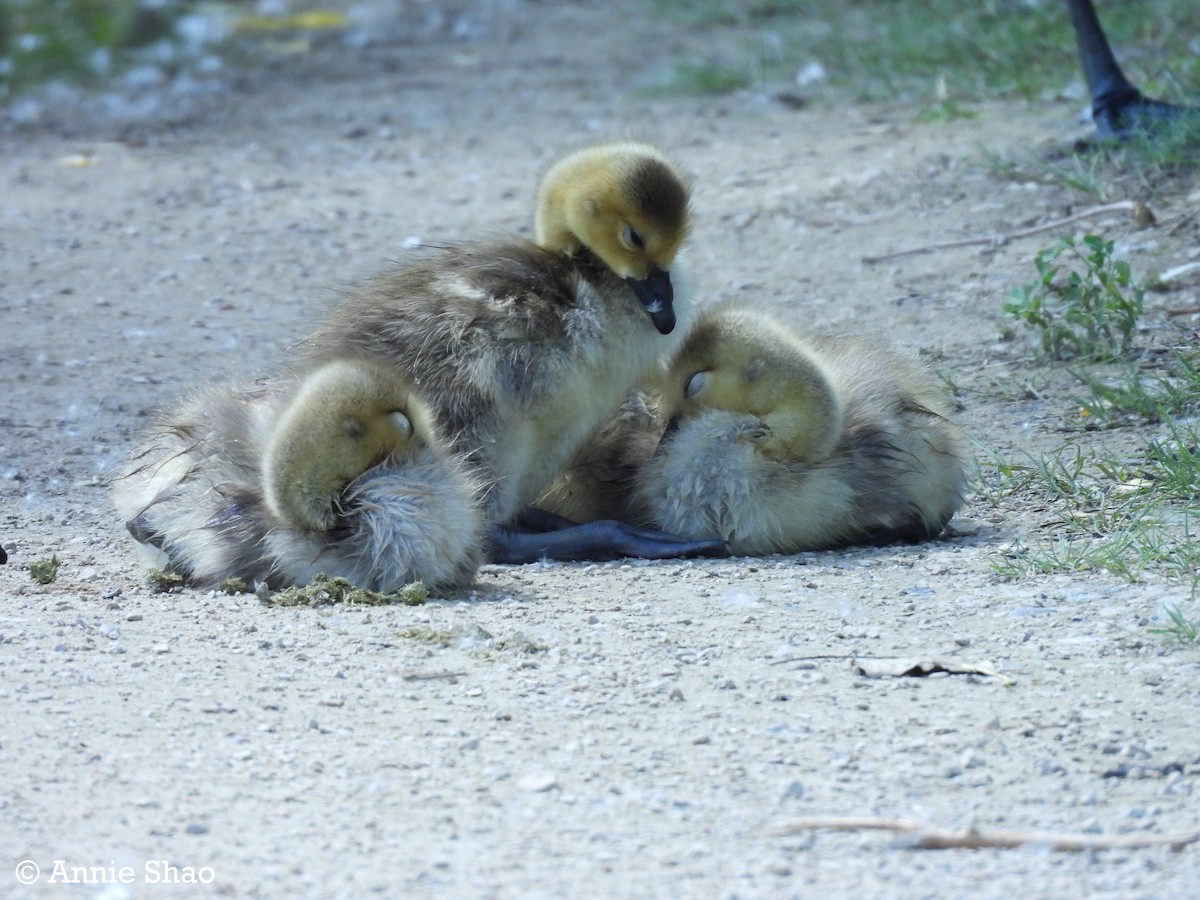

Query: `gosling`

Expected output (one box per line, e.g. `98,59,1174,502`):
112,360,485,591
552,305,966,555
296,141,723,563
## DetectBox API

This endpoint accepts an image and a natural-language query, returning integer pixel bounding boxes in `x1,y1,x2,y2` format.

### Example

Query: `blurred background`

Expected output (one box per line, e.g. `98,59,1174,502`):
3,1,1198,125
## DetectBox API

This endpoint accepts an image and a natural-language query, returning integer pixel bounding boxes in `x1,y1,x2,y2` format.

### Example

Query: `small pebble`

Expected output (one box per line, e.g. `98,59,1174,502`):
1037,759,1066,777
516,771,558,792
185,823,209,835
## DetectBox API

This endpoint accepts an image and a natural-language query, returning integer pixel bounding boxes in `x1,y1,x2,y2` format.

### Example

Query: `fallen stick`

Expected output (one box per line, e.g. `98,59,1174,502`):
773,816,1200,852
768,654,854,665
862,200,1153,264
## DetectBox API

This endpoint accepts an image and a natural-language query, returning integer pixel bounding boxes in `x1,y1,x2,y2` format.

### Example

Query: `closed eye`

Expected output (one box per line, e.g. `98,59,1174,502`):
388,410,414,438
685,371,706,398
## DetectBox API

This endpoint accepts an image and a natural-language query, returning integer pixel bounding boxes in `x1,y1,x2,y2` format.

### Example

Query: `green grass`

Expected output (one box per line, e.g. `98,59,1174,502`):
982,111,1200,202
916,98,978,124
0,2,354,97
651,0,1200,104
0,0,184,95
982,430,1200,599
648,60,753,95
1148,603,1200,644
1070,350,1200,426
981,146,1112,200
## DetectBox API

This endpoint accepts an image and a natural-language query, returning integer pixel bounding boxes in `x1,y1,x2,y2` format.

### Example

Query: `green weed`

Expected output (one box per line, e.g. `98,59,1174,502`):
1004,235,1144,361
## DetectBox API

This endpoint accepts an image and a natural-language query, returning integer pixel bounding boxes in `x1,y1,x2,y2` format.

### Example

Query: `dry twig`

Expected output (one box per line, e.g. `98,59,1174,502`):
773,816,1200,852
862,200,1154,264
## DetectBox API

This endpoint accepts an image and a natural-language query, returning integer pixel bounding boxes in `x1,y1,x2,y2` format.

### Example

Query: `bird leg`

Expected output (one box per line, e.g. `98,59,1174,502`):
487,507,727,564
1066,0,1196,138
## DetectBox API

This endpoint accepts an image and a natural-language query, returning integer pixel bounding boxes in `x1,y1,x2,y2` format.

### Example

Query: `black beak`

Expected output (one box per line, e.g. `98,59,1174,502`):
627,264,675,335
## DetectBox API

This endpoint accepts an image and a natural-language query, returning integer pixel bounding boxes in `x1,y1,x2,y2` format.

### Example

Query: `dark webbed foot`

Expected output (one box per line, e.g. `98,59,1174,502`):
1093,91,1197,140
125,514,199,581
126,514,168,551
487,508,728,564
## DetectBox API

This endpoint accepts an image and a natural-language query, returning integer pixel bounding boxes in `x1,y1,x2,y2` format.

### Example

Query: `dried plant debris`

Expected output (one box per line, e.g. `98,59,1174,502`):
146,567,187,594
401,670,468,682
851,655,1012,685
265,573,429,608
217,577,252,595
399,624,492,647
773,816,1200,852
396,624,547,657
492,632,549,655
29,554,60,585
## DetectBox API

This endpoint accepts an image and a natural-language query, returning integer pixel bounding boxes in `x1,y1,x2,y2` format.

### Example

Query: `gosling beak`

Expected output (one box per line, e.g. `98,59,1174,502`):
627,265,675,335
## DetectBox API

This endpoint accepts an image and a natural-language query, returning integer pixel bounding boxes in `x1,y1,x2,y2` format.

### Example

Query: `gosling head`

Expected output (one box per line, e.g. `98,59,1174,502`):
534,142,690,335
263,360,437,532
661,308,844,462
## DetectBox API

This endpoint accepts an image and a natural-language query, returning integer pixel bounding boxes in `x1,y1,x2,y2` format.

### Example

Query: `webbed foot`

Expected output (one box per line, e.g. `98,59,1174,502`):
1093,92,1197,141
487,508,727,564
126,514,168,550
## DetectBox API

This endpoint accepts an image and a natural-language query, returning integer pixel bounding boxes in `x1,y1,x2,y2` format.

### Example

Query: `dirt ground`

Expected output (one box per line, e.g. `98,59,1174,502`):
2,2,1199,897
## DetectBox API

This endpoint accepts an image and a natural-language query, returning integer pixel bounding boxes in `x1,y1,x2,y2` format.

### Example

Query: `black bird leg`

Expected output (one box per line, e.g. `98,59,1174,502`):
487,507,727,564
1066,0,1195,138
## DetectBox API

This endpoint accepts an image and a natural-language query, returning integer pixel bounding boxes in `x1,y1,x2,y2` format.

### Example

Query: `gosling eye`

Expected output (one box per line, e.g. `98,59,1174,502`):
623,225,646,251
684,371,707,399
387,410,414,439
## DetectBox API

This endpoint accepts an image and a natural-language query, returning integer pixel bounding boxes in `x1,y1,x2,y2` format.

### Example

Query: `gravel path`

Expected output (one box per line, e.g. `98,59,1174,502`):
2,3,1198,897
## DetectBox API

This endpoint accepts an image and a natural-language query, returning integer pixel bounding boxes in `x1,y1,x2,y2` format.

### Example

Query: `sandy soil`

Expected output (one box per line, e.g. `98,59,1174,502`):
2,3,1199,897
